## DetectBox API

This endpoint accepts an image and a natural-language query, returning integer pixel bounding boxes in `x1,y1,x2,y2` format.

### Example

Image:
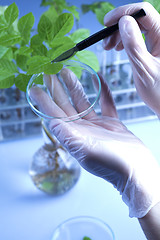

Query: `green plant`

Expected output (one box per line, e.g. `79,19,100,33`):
81,1,115,26
40,0,79,20
0,2,99,92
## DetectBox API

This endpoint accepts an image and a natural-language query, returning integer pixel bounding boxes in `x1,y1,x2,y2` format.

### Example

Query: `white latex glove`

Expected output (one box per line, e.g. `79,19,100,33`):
29,68,160,218
103,2,160,118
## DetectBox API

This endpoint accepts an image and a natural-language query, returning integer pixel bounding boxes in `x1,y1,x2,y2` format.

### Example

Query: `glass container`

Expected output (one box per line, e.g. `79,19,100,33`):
29,120,81,195
51,216,115,240
26,60,101,195
26,60,101,122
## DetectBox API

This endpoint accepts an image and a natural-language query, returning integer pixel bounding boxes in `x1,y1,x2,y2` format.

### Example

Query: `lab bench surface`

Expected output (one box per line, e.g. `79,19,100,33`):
1,119,160,240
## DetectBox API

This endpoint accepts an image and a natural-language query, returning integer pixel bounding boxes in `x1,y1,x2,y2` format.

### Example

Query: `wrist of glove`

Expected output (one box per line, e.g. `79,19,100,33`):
121,145,160,218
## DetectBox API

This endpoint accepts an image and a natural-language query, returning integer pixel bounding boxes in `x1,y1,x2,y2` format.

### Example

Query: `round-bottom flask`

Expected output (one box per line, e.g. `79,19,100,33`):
29,122,81,195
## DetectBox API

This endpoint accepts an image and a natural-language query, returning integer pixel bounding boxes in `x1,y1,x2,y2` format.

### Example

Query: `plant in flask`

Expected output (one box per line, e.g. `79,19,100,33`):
29,119,81,195
0,1,100,194
27,59,101,194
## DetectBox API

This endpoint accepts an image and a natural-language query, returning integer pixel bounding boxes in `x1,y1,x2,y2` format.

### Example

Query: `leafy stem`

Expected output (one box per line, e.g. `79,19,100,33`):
0,1,100,92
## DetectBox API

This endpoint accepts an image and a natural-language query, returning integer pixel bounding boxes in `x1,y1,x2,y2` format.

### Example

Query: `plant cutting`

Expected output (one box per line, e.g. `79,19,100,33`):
0,1,101,195
0,2,99,92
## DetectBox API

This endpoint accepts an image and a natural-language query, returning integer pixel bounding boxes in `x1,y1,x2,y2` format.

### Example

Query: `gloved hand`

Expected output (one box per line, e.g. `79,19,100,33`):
103,2,160,118
29,68,160,218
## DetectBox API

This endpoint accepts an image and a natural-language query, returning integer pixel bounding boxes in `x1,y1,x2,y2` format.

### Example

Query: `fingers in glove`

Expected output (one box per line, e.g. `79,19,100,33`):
119,14,160,115
60,68,97,120
102,31,123,51
119,15,157,88
103,3,148,28
29,86,67,118
44,74,78,118
103,2,160,53
96,73,118,118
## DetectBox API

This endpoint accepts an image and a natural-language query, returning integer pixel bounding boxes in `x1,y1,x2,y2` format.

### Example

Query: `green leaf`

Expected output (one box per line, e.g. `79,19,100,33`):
69,28,90,43
48,37,75,60
41,0,66,14
40,1,78,27
53,13,74,39
51,42,75,60
30,34,44,48
27,56,50,74
40,0,53,6
66,65,82,79
81,2,115,25
33,73,43,85
30,35,48,56
66,5,79,20
4,2,19,25
81,4,92,14
1,48,13,60
81,2,103,14
15,74,32,92
27,56,63,74
6,19,19,36
0,15,8,34
32,44,48,56
50,36,74,49
0,6,7,15
18,12,35,44
0,45,9,58
95,2,115,25
15,46,32,56
0,33,21,46
76,50,100,72
0,59,18,74
42,5,58,24
83,237,92,240
16,54,29,71
0,75,14,88
38,15,53,41
43,62,63,74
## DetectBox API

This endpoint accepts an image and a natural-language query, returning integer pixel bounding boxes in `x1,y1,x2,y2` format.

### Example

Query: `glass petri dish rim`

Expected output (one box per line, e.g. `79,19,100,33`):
26,60,101,122
51,215,115,240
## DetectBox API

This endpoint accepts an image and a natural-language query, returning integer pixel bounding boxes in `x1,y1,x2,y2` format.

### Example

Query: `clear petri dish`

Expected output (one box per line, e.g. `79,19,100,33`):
26,60,101,122
51,216,115,240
